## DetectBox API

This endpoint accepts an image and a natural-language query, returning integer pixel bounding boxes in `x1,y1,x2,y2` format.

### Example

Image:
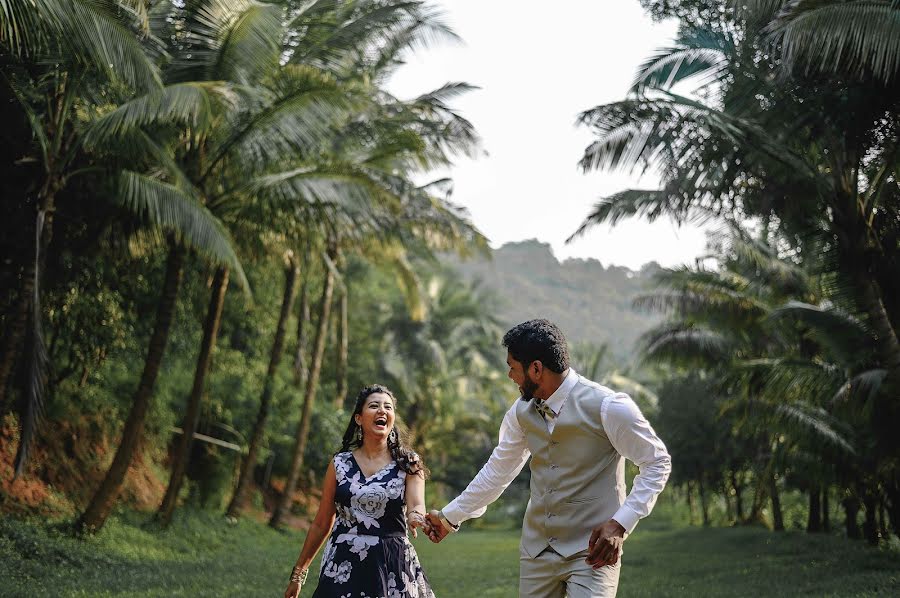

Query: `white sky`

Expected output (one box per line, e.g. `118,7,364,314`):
387,0,712,270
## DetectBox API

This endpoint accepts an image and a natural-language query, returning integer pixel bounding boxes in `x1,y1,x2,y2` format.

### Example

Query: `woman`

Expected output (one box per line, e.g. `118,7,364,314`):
284,384,435,598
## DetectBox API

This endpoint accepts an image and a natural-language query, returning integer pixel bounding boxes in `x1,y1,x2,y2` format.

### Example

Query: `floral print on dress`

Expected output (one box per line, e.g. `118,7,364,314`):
310,452,435,598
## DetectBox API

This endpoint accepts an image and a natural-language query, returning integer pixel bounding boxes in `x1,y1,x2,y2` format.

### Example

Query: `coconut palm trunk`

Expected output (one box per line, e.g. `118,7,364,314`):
335,254,348,408
292,244,312,390
731,471,745,522
77,241,186,533
269,246,337,528
807,484,822,533
226,254,299,518
769,473,785,531
157,266,229,527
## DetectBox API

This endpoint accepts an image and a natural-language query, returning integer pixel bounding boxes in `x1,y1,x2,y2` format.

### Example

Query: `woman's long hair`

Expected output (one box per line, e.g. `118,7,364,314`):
339,384,429,478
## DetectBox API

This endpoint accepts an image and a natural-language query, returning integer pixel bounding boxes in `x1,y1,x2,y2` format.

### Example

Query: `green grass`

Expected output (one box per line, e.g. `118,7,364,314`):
1,509,898,597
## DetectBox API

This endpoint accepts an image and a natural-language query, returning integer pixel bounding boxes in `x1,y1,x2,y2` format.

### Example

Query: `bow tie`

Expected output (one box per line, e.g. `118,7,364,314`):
534,399,557,420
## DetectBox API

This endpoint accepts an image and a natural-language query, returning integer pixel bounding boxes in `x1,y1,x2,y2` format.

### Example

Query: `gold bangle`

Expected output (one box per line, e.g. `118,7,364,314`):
290,566,308,585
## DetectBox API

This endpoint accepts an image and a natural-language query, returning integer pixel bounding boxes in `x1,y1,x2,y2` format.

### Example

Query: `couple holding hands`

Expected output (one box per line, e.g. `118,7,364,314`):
284,319,671,598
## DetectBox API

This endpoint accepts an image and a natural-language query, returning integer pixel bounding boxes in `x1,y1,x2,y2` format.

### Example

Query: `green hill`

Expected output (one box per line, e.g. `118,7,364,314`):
445,240,662,359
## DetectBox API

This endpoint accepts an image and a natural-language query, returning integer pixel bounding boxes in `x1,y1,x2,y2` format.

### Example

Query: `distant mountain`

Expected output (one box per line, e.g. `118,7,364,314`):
444,240,663,359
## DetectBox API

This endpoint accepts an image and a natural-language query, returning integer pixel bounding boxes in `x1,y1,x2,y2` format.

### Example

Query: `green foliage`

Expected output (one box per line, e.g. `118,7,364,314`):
574,0,900,541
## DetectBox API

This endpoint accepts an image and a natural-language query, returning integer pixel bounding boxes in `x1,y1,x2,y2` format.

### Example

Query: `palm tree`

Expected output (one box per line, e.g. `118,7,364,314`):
79,0,363,532
571,11,900,536
0,0,162,476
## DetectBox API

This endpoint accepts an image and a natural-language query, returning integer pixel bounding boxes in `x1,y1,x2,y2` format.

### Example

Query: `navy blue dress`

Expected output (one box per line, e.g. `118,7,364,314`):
311,451,435,598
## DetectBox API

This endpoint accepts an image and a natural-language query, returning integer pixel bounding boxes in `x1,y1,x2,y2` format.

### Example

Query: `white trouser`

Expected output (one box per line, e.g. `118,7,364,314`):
519,547,621,598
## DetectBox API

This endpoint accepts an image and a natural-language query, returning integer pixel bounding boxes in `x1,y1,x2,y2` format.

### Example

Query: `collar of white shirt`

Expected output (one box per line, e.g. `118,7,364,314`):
539,368,579,416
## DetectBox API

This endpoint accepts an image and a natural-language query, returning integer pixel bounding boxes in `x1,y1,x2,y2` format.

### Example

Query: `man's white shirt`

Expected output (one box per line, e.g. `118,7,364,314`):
442,368,671,533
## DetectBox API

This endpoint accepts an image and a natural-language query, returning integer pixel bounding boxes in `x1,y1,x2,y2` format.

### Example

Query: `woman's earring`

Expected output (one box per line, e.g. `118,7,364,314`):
389,428,398,444
354,426,362,443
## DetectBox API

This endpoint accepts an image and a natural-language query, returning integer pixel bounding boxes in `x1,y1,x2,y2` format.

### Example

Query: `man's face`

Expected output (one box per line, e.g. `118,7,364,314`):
507,352,539,401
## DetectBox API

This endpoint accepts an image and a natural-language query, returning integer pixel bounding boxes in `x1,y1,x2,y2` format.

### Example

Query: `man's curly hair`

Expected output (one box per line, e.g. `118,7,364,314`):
502,319,570,373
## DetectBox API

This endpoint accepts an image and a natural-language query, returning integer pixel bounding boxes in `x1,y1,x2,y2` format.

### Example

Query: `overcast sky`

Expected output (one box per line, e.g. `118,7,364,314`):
387,0,712,270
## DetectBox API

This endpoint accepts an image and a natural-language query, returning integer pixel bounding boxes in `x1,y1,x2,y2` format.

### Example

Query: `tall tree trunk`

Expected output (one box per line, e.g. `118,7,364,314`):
769,474,784,531
807,484,822,533
885,482,900,538
335,281,348,409
723,481,734,523
291,278,310,390
226,255,299,519
269,246,336,528
157,266,229,527
698,477,710,526
855,275,900,377
843,495,862,539
292,243,312,389
749,472,768,524
77,242,186,533
822,487,831,532
863,493,879,545
731,471,745,522
10,182,62,475
686,482,697,526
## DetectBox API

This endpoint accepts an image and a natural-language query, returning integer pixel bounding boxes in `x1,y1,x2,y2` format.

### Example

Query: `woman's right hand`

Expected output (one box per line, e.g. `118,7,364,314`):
407,510,431,539
284,581,301,598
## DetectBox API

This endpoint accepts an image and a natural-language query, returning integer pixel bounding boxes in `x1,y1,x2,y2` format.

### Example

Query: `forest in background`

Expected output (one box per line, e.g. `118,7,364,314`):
1,0,899,577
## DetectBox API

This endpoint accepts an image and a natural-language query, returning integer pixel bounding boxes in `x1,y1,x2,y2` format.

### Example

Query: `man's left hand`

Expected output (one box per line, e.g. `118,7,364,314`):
586,519,626,568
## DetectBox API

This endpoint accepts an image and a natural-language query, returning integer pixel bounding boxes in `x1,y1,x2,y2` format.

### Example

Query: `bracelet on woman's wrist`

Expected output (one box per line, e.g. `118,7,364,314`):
290,565,309,585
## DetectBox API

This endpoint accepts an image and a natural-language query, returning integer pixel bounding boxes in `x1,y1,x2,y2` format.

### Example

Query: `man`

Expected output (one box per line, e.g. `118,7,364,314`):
425,319,671,597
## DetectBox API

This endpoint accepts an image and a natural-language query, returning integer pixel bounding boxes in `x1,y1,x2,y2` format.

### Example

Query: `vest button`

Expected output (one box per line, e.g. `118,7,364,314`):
548,513,555,518
550,464,558,469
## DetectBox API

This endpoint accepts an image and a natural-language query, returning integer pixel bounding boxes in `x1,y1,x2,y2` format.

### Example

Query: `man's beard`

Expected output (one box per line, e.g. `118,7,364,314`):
519,377,539,401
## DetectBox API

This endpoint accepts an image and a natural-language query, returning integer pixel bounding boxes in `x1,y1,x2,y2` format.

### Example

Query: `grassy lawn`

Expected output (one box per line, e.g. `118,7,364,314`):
1,509,898,597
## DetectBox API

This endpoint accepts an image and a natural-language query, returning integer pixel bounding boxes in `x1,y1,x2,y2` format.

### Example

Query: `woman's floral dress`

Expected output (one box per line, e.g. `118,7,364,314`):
311,451,435,598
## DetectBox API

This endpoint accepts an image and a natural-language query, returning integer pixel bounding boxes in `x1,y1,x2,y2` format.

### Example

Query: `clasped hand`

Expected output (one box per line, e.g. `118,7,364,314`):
424,509,450,543
586,519,626,568
407,510,431,538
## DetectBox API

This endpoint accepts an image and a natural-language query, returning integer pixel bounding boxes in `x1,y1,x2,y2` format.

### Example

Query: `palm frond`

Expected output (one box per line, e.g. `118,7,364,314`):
2,0,162,90
722,231,811,297
737,357,843,405
385,247,427,322
730,0,792,23
167,0,284,84
567,190,670,241
631,28,731,94
83,82,224,147
117,171,249,290
240,166,381,215
204,66,357,177
639,322,734,366
773,402,856,456
831,368,887,407
633,288,767,322
769,1,900,84
769,301,873,366
211,1,284,83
